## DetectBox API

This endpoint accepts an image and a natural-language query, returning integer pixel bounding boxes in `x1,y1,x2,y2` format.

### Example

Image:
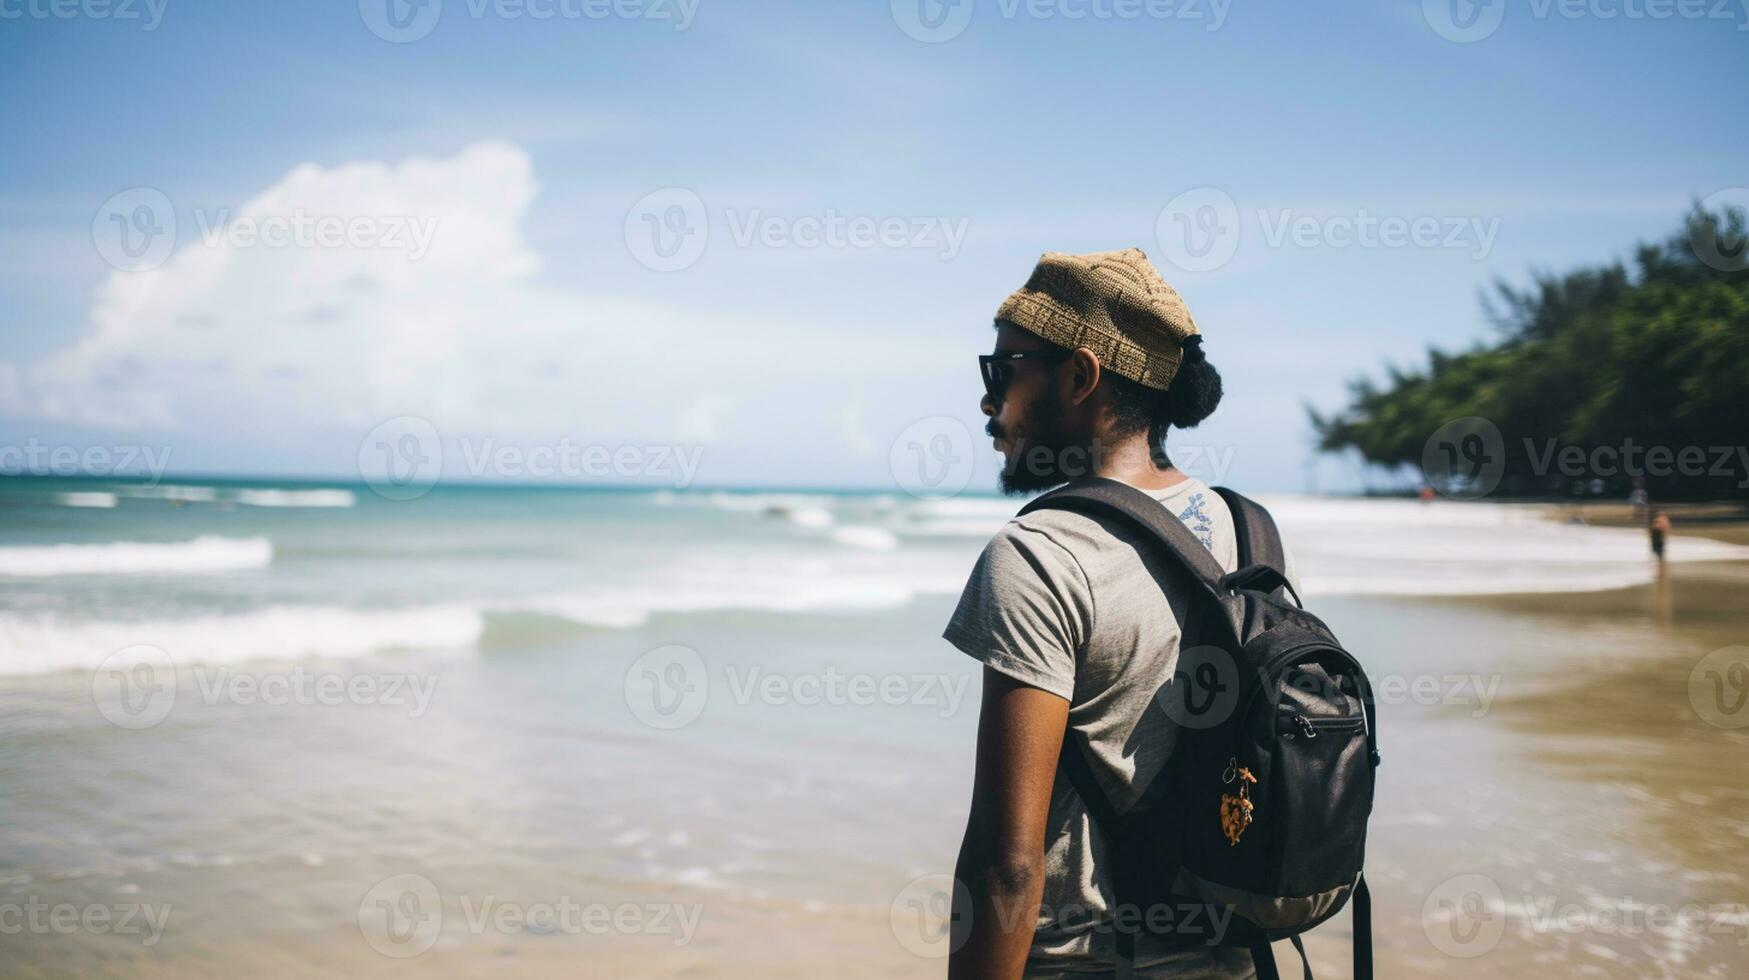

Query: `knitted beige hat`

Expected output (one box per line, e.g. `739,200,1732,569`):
994,248,1200,391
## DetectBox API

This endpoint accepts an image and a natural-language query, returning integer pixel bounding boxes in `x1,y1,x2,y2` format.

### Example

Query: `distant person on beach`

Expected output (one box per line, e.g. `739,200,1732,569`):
1650,509,1671,565
944,249,1285,979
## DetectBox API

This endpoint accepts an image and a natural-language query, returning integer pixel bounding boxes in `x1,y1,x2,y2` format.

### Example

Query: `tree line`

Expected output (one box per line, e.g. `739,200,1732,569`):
1309,206,1749,500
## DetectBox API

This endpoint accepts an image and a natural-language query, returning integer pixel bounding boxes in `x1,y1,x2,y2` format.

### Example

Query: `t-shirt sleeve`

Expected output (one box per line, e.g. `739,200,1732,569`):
941,521,1090,702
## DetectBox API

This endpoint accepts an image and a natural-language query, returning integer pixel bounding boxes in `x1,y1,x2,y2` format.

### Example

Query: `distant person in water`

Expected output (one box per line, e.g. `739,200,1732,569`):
944,249,1284,979
1650,509,1671,566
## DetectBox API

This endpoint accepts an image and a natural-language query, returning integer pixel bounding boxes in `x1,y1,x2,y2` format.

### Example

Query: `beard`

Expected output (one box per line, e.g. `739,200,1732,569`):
988,388,1098,495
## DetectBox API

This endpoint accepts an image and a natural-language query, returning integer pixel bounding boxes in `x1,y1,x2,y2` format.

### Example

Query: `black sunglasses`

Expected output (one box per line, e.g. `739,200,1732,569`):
979,350,1070,399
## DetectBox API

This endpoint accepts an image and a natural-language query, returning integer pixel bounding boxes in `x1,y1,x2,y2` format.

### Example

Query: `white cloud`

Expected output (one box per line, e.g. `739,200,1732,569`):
5,143,955,477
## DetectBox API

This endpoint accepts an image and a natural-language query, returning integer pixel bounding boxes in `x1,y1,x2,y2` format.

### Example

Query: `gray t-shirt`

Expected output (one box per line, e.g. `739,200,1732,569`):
945,477,1290,973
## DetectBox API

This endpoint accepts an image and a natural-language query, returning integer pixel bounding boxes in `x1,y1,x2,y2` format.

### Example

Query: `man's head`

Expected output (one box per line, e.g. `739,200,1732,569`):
981,249,1223,494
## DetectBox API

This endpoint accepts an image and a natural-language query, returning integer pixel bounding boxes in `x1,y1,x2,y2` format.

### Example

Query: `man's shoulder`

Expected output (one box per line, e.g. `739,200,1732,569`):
1003,478,1228,554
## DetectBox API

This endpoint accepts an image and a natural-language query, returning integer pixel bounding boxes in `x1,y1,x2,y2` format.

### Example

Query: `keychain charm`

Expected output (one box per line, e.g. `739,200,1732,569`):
1220,760,1257,846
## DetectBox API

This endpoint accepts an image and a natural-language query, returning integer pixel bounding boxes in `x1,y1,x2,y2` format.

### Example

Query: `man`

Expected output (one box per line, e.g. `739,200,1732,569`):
945,249,1288,979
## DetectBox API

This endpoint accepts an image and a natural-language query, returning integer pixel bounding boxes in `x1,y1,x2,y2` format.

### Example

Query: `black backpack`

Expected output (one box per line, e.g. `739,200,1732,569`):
1020,477,1379,980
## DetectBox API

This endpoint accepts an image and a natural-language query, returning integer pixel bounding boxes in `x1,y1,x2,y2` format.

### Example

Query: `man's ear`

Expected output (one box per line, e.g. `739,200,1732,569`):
1067,347,1101,406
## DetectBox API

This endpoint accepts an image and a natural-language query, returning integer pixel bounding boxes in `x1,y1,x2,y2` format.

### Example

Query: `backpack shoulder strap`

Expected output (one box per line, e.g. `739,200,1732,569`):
1019,477,1229,605
1212,486,1285,575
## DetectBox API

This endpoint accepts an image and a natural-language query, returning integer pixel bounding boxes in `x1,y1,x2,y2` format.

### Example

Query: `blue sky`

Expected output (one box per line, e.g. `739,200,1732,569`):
2,0,1744,493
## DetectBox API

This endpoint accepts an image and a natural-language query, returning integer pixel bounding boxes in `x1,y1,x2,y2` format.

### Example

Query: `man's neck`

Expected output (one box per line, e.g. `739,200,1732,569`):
1091,437,1189,492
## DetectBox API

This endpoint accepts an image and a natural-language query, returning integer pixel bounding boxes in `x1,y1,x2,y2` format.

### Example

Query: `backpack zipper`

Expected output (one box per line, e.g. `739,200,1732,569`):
1281,713,1366,740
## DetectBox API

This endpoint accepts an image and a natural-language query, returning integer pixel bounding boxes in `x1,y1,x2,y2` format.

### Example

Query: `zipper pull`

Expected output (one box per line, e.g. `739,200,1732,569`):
1297,715,1317,739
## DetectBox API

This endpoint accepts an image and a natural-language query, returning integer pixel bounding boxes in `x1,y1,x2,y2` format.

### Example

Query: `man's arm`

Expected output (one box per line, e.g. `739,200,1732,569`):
948,667,1070,980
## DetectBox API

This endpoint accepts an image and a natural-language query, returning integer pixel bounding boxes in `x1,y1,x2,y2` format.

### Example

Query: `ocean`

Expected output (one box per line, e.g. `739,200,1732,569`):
3,478,1748,977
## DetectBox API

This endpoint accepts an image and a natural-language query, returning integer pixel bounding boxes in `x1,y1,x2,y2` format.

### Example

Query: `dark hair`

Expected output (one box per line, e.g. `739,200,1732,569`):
1105,338,1223,466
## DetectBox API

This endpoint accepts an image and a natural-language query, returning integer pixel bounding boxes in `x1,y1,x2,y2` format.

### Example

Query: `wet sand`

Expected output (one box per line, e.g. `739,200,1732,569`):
5,520,1747,978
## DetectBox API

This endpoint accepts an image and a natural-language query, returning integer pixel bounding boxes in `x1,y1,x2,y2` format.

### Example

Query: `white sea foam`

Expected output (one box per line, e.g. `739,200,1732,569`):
114,484,219,503
57,492,118,509
0,604,483,676
1259,495,1749,596
830,525,900,550
0,536,273,577
232,488,356,508
503,552,967,629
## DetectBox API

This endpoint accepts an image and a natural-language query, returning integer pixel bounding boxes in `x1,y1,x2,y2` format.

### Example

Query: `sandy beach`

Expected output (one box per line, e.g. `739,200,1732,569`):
3,484,1747,978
